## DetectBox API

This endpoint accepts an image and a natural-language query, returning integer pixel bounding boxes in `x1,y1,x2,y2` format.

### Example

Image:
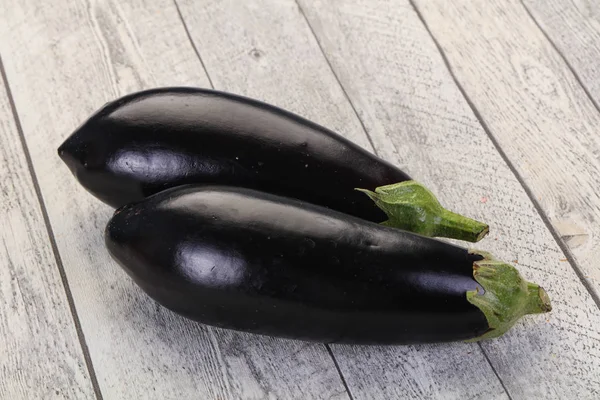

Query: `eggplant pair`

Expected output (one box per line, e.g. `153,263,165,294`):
59,87,551,345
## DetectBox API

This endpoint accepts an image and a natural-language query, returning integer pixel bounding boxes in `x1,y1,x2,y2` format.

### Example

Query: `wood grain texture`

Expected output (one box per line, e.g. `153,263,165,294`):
0,73,95,398
175,1,510,399
421,0,600,301
518,0,600,291
0,1,348,399
523,0,600,104
299,0,600,398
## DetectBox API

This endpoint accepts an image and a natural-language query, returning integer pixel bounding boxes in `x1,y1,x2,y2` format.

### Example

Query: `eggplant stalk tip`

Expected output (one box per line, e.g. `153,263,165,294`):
465,250,552,342
356,181,489,242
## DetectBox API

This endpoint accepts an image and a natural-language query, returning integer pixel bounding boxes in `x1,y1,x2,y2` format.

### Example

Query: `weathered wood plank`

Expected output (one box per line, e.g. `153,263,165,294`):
175,0,510,399
523,0,600,105
518,0,600,290
0,67,95,399
0,0,348,399
429,0,600,301
299,0,600,398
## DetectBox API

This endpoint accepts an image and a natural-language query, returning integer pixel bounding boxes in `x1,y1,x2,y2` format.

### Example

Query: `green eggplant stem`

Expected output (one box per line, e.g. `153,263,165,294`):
356,181,489,242
466,250,552,342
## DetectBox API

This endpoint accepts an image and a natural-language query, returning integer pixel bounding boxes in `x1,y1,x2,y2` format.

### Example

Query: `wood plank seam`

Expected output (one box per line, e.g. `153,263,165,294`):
0,54,104,400
479,341,514,400
519,0,600,118
406,0,600,313
294,1,512,397
295,1,378,155
173,0,214,89
326,345,356,400
172,4,358,398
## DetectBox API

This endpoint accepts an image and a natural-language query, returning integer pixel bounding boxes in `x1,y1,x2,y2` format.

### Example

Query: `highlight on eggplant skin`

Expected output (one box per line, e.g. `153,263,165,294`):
59,87,488,242
104,185,550,345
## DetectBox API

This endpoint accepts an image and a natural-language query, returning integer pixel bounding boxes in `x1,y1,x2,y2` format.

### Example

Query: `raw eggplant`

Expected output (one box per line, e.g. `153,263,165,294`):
105,185,550,345
60,87,487,242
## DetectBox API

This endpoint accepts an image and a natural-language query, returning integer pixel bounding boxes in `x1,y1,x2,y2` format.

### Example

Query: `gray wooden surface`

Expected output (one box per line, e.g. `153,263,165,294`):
0,0,598,399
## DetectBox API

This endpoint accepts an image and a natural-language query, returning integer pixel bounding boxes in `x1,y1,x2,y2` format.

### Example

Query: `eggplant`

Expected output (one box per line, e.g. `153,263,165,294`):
105,185,550,344
60,87,487,242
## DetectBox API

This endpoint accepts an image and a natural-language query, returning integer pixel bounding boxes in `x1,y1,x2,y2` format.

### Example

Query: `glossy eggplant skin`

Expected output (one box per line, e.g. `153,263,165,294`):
59,87,409,222
105,185,489,345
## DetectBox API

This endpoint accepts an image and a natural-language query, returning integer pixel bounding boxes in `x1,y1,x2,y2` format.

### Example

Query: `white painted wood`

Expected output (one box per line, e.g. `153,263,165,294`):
175,1,510,399
518,0,600,288
0,0,349,399
0,75,95,398
422,0,600,301
298,0,600,398
523,0,600,104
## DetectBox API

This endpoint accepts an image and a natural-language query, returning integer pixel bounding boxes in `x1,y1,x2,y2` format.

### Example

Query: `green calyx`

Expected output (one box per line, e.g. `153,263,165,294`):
356,181,489,242
466,250,552,342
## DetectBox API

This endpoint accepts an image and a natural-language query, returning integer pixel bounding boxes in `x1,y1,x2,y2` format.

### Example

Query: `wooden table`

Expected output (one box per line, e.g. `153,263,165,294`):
1,1,598,399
